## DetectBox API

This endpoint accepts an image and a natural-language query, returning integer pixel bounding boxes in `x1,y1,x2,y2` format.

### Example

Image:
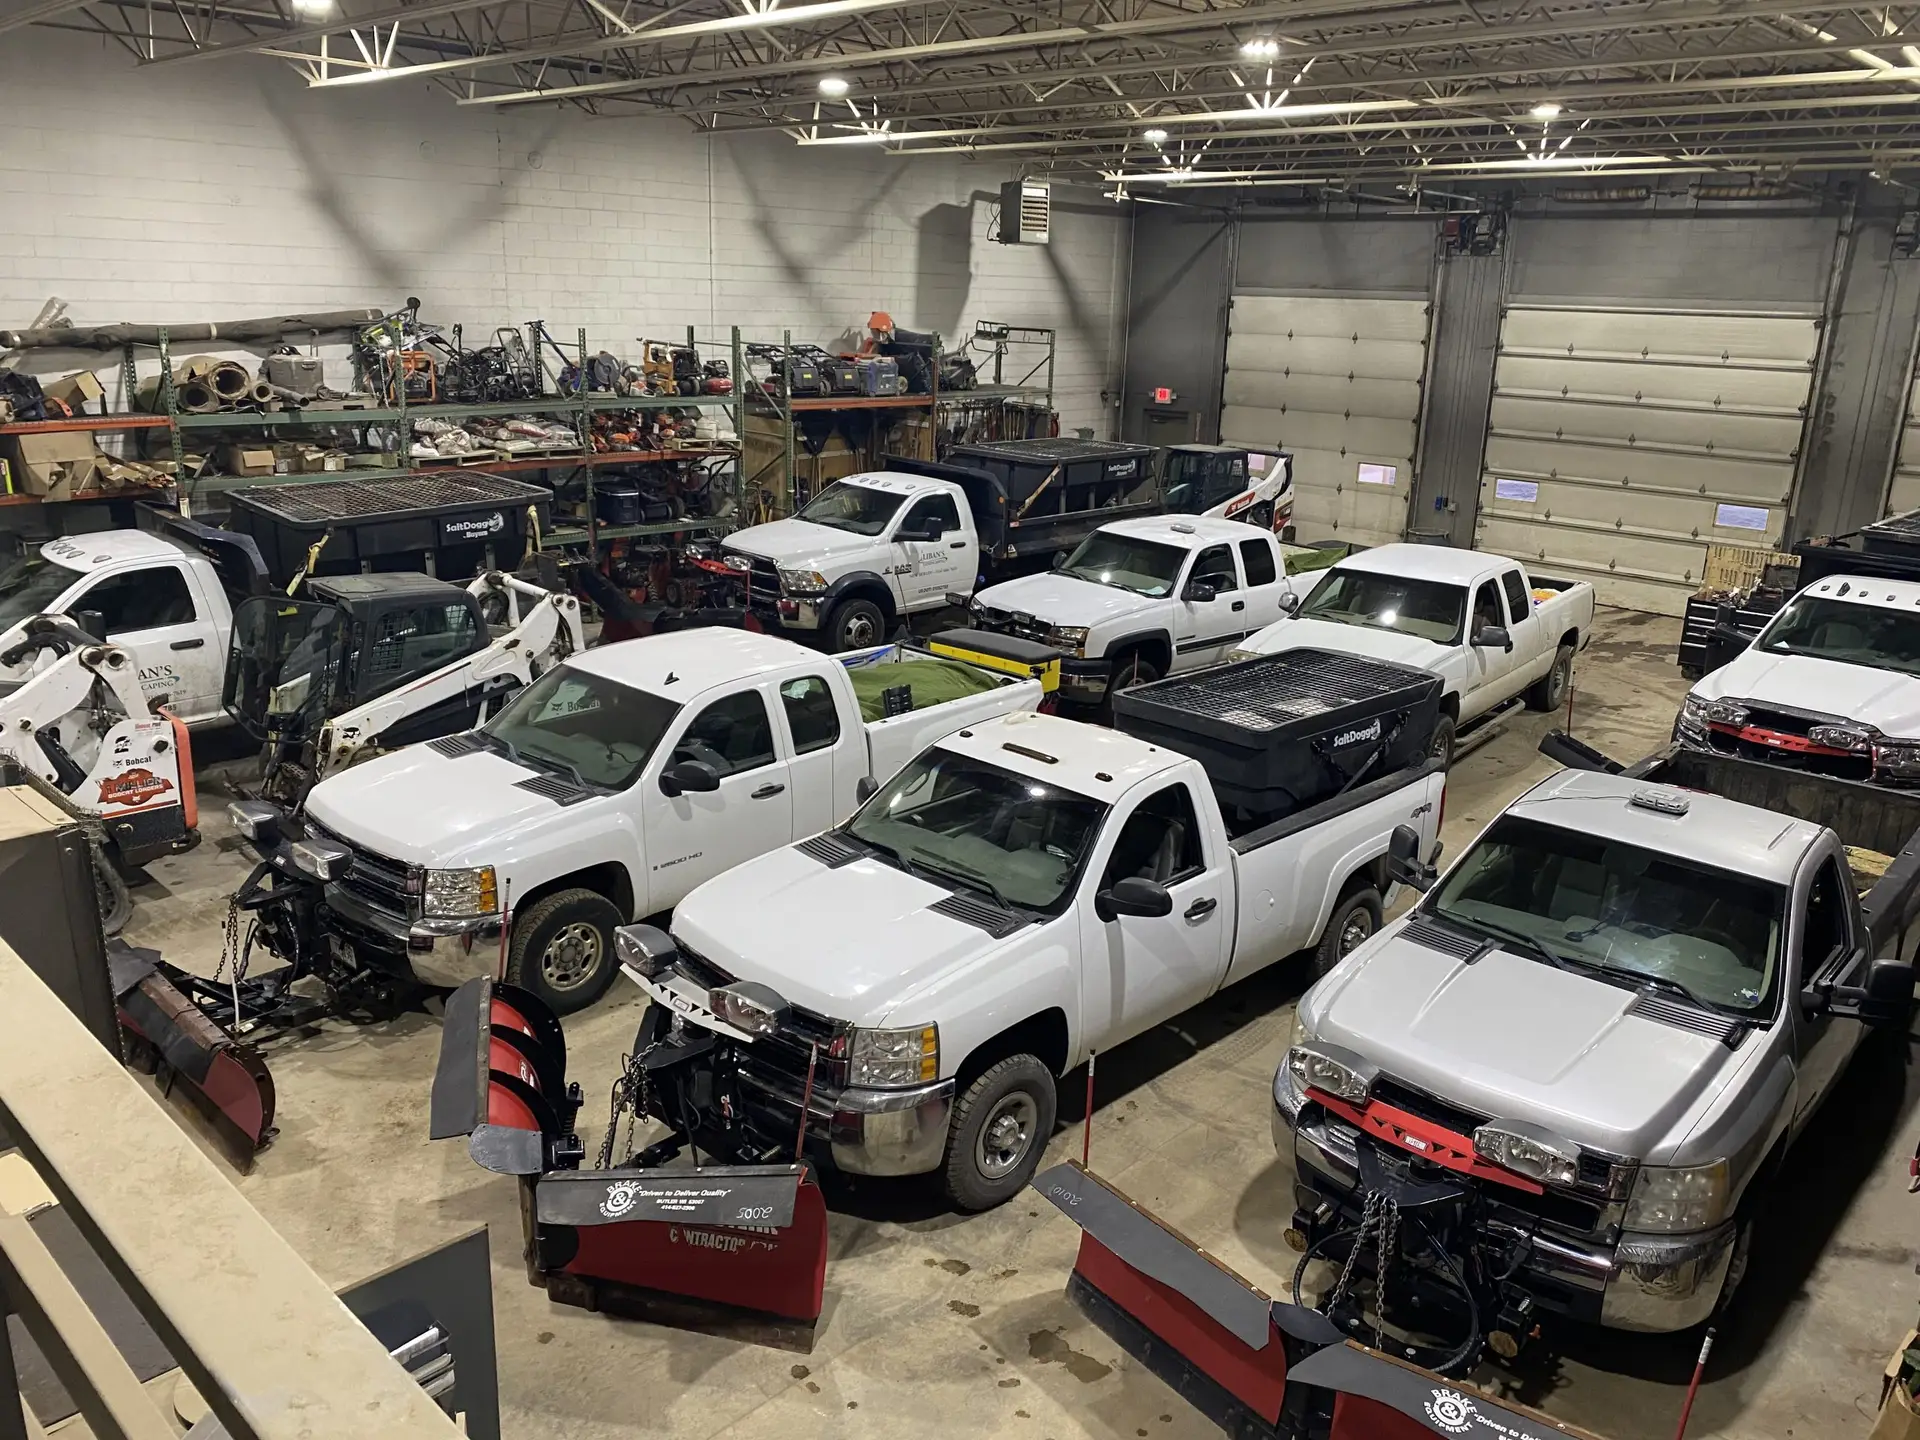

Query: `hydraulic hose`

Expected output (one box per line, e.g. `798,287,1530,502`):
1289,1214,1485,1375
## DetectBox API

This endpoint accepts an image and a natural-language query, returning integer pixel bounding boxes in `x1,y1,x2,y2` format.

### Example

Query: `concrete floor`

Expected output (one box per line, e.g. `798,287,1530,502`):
119,606,1920,1440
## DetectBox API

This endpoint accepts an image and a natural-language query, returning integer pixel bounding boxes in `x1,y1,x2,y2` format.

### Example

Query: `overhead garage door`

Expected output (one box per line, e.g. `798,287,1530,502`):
1474,304,1817,616
1220,294,1429,546
1886,355,1920,517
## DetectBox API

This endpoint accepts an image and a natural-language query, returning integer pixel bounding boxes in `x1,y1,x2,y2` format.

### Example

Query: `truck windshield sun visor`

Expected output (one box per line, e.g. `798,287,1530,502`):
1427,814,1786,1015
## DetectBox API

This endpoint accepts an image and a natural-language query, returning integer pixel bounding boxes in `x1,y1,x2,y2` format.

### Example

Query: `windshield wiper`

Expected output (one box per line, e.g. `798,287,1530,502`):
909,853,1015,910
517,746,594,790
1617,971,1738,1016
473,729,528,769
1442,913,1579,971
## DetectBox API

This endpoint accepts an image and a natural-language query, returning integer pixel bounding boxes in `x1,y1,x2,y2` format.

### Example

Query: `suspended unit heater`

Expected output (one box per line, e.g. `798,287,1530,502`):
997,180,1050,244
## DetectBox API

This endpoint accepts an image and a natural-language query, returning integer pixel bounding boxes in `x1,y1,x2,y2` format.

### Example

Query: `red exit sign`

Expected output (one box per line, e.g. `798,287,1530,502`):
1150,386,1178,404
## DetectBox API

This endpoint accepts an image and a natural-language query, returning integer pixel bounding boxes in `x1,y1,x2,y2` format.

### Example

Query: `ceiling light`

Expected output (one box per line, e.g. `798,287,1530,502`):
1240,38,1281,59
817,75,850,97
290,0,334,12
1530,102,1563,119
1142,127,1168,142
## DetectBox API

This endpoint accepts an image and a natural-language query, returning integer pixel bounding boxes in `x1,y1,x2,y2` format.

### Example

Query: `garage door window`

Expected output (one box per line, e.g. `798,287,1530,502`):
1357,464,1398,486
77,566,196,636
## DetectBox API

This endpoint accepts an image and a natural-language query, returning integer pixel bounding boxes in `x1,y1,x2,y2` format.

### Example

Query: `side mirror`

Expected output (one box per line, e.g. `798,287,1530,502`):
1183,580,1218,604
1052,552,1068,570
1095,876,1175,923
74,608,106,642
659,759,721,797
857,775,879,802
1383,823,1439,892
1472,624,1513,653
1815,955,1914,1026
1278,590,1300,614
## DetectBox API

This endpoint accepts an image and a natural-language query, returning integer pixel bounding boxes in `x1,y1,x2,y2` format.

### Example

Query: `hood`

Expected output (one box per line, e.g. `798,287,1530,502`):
973,572,1163,630
724,518,878,570
1246,617,1451,673
304,746,562,863
672,845,1010,1023
1308,927,1738,1158
1693,648,1920,737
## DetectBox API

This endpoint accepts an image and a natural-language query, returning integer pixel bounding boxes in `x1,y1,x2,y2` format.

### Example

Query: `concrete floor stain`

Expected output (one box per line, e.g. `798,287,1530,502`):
1026,1329,1112,1382
950,1300,982,1316
926,1257,971,1275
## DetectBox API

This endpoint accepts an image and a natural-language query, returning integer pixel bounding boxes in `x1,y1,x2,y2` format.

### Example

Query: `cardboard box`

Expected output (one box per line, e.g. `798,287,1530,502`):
1872,1329,1920,1440
2,431,106,500
223,445,276,478
40,370,105,416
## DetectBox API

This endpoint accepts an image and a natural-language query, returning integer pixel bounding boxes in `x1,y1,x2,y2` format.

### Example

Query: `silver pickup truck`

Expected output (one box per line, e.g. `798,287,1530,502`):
1274,738,1919,1354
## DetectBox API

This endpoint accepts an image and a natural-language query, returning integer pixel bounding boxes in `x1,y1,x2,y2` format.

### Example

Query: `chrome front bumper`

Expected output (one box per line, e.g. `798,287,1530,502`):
323,886,502,989
1277,1095,1735,1333
828,1079,957,1176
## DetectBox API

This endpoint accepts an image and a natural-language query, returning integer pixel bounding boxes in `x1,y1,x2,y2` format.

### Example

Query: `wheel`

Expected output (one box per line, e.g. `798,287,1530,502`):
505,888,623,1015
1101,650,1161,718
824,597,887,652
1249,502,1274,532
1428,713,1457,769
941,1055,1057,1212
1312,886,1382,978
1526,644,1574,712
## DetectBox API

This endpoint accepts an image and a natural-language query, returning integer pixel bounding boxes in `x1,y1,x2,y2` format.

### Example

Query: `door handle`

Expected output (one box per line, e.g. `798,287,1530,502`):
751,783,787,799
169,638,205,650
1230,600,1245,612
1184,897,1219,921
949,540,967,549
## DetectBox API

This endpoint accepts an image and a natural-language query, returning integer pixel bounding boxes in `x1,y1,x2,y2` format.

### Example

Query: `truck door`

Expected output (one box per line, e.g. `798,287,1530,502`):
1499,568,1546,697
1789,853,1859,1130
1079,781,1230,1046
65,563,224,723
1171,544,1250,672
774,672,843,837
889,492,971,612
1462,579,1513,720
643,686,794,912
1236,536,1294,632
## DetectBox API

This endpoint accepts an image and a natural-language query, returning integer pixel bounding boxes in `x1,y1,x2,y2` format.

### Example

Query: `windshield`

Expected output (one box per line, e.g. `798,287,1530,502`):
0,551,81,630
1057,532,1187,597
1298,569,1467,645
483,665,681,790
1756,593,1920,677
846,749,1107,912
1429,815,1785,1014
796,482,908,537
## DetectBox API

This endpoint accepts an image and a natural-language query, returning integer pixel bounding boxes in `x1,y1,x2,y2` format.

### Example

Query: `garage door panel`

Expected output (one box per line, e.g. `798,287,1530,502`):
1488,394,1805,456
1483,436,1791,504
1230,295,1432,342
1493,355,1813,412
1223,406,1416,459
1888,369,1920,515
1221,371,1422,420
1225,334,1428,380
1480,478,1785,547
1497,308,1819,365
1290,450,1411,541
1475,515,1740,615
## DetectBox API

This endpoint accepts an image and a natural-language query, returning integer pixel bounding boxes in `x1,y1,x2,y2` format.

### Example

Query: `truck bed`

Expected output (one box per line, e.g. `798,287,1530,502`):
838,640,1044,784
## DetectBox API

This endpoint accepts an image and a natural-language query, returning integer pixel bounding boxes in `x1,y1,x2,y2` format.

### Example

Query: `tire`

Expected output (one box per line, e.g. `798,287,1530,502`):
941,1055,1058,1212
1313,886,1382,978
1526,644,1574,713
1101,650,1161,719
824,597,887,652
1429,713,1457,769
505,888,623,1015
1249,502,1274,532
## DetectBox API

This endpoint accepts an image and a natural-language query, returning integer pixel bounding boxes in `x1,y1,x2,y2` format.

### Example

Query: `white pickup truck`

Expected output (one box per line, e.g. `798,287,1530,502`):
233,629,1042,1013
0,517,259,726
1234,543,1596,762
614,663,1447,1211
966,516,1305,708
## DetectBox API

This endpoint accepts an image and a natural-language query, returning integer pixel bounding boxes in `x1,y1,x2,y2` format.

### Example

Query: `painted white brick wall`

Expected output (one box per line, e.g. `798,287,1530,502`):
0,29,1130,435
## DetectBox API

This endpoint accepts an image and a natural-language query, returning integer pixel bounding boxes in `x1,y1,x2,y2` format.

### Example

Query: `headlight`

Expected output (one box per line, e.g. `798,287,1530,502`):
1284,1040,1376,1105
614,924,677,978
709,981,789,1036
1227,646,1264,665
1624,1160,1730,1232
1473,1121,1581,1188
1873,738,1920,778
1810,723,1873,752
1047,624,1089,656
420,866,499,919
226,800,282,844
847,1024,938,1087
1702,697,1749,726
288,840,351,882
778,568,829,594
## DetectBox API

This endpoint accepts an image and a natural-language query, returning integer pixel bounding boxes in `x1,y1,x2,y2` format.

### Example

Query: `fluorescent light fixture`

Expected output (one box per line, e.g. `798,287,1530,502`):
1530,102,1563,119
817,75,850,97
290,0,334,12
1240,38,1281,59
1142,127,1169,142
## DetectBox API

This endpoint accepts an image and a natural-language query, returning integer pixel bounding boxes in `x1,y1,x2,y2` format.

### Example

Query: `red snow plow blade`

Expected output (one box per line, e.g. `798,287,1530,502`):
1031,1163,1607,1440
110,944,275,1167
432,978,829,1351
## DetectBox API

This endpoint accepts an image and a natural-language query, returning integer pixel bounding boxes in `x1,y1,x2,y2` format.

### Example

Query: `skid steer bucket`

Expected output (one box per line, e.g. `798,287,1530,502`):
111,944,276,1167
432,979,830,1351
1031,1163,1605,1440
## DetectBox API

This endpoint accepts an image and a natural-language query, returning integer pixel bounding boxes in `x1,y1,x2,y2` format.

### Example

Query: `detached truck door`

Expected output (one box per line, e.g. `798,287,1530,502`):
642,684,795,911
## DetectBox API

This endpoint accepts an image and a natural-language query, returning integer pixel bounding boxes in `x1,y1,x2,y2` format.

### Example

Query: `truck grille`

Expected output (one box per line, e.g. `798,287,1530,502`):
971,604,1055,646
722,550,782,601
671,942,847,1086
1703,701,1875,782
305,818,414,918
